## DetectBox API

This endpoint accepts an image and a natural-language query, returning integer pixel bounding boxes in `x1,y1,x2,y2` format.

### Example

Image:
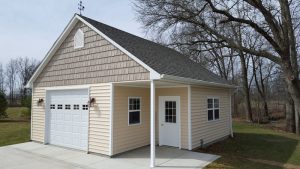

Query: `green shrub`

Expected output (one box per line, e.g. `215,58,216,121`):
0,91,8,118
21,96,32,109
21,108,31,118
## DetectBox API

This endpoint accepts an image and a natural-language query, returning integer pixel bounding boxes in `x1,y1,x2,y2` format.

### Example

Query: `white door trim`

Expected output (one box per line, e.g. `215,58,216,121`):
158,96,181,148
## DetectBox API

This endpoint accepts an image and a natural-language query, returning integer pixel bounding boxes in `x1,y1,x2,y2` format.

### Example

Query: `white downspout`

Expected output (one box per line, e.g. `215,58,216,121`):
150,80,156,168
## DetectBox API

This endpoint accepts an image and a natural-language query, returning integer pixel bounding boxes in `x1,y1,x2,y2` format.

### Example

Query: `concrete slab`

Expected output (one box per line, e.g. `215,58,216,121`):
0,142,219,169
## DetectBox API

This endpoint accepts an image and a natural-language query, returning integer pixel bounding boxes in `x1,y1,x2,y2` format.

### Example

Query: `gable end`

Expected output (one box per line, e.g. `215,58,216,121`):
33,21,150,87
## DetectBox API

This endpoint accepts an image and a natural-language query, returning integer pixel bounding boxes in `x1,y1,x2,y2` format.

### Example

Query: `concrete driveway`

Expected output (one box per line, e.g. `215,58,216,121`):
0,142,219,169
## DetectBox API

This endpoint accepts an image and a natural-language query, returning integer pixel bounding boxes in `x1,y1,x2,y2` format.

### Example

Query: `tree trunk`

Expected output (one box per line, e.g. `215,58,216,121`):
283,69,300,134
263,97,269,117
286,93,295,132
240,54,253,122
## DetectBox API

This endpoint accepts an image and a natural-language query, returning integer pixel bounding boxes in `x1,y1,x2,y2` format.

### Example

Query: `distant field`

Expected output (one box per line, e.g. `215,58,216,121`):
0,107,30,147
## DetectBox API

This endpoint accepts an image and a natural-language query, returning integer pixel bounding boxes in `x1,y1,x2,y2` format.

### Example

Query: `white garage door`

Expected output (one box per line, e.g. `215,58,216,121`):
47,89,89,150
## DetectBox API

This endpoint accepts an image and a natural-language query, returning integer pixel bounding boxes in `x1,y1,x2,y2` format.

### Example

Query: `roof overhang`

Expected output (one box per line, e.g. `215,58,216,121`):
160,74,237,88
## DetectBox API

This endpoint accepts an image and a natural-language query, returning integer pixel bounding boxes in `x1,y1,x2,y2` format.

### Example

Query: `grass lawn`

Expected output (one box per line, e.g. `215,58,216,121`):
5,107,31,121
0,122,30,147
202,121,300,169
0,107,31,147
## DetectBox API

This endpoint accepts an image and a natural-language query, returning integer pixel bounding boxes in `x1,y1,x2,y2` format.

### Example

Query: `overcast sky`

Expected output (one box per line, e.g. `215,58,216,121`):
0,0,144,65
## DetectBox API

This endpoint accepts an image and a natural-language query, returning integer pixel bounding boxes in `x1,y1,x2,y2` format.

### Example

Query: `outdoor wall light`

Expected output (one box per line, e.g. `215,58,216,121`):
88,97,96,107
37,98,44,106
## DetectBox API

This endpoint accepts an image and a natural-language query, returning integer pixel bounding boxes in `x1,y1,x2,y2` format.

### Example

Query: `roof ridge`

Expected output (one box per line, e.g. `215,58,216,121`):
79,15,187,56
79,15,230,85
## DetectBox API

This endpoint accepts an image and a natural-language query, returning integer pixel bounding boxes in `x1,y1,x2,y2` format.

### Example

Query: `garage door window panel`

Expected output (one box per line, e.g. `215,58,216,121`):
65,105,71,110
82,105,88,110
50,104,55,109
73,104,79,110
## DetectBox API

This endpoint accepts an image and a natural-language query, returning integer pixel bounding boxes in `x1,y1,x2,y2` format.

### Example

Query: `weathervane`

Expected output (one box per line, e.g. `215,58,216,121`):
78,0,85,15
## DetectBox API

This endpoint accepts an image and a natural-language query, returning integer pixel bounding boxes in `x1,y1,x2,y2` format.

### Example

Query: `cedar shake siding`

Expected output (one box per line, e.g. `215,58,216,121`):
34,21,149,88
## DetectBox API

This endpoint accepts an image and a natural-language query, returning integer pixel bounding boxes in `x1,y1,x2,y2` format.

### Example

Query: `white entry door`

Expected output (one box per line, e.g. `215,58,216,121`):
46,89,89,150
159,96,180,147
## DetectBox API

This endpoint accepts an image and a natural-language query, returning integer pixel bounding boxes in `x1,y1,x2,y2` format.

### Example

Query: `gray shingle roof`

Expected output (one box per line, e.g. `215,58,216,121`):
80,15,229,84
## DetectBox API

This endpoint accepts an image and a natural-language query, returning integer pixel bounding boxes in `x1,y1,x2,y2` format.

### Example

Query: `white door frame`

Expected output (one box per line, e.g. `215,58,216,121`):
158,96,181,148
44,87,90,152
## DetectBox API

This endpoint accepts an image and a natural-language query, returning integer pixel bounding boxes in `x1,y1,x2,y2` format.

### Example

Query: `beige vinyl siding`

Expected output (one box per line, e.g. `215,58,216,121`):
113,86,150,155
191,86,230,149
156,88,189,149
34,21,149,87
31,87,46,142
112,86,189,155
88,83,111,155
31,83,111,155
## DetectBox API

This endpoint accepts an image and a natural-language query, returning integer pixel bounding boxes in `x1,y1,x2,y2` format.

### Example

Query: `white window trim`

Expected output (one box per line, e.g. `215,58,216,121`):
74,28,84,49
128,97,142,126
207,97,220,121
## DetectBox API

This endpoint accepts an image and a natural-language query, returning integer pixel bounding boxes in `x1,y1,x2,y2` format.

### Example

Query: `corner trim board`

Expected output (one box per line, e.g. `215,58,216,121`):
109,83,114,156
188,85,192,150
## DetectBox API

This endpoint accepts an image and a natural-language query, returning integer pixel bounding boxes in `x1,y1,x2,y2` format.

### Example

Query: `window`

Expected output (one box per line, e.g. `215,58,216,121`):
73,104,79,110
207,98,220,121
82,104,88,110
165,101,176,123
74,29,84,49
50,104,55,109
65,104,71,110
57,104,63,109
128,97,141,125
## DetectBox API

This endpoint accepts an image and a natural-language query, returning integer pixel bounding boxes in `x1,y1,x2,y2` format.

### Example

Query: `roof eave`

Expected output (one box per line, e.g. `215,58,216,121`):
160,74,237,88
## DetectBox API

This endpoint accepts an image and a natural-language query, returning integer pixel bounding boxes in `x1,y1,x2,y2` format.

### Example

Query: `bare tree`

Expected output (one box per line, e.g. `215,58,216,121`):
251,56,277,119
134,0,300,133
16,57,38,100
0,63,5,93
6,59,18,105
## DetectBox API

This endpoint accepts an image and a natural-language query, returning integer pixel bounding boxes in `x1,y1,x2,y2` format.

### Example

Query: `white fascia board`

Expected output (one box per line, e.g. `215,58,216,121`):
76,15,161,80
25,15,79,88
161,74,237,88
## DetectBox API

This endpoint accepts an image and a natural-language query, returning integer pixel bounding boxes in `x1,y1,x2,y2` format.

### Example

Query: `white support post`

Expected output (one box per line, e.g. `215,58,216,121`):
150,80,156,168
